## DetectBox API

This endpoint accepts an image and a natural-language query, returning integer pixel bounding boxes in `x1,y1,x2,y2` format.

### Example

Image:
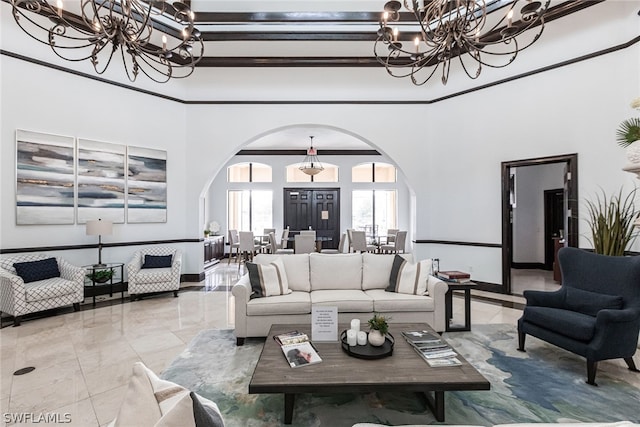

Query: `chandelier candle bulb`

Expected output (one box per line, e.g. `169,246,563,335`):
347,329,358,347
357,331,367,346
162,36,167,50
393,27,399,42
507,10,514,27
351,319,361,332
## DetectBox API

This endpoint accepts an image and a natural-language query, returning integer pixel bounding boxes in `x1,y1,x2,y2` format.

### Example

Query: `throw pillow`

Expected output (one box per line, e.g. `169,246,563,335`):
13,257,60,283
386,255,431,296
247,258,291,299
565,287,623,317
110,362,225,427
142,254,173,269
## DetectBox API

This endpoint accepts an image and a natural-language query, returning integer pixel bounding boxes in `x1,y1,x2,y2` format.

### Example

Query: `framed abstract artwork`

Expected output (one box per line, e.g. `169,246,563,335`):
77,139,126,224
15,130,75,225
127,146,167,223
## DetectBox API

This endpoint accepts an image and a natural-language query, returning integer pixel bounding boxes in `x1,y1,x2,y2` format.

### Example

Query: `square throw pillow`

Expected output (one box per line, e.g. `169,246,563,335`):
142,254,173,269
247,258,290,299
13,257,60,283
386,255,431,296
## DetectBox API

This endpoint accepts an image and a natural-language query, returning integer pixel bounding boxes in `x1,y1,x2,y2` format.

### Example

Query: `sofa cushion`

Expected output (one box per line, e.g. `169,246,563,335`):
246,291,311,316
110,362,224,427
246,258,290,299
365,289,435,312
310,289,373,312
565,287,624,317
13,257,60,283
362,253,413,290
523,306,596,341
310,253,362,291
24,277,78,302
142,254,173,269
386,255,431,296
132,268,173,284
254,254,311,292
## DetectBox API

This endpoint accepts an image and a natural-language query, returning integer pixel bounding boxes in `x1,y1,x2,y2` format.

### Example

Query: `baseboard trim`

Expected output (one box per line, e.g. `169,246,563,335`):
511,262,546,270
181,273,205,283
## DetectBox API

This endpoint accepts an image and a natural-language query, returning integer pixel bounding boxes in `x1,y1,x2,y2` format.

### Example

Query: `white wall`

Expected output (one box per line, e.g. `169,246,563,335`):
1,1,638,285
513,163,565,264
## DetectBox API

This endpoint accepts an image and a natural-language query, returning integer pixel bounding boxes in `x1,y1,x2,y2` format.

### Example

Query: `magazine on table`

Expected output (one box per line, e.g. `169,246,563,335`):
401,330,442,346
402,329,461,366
274,330,322,368
426,357,462,367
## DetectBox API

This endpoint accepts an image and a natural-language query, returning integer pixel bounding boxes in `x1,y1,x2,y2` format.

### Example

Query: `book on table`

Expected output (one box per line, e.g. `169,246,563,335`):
437,270,471,280
438,276,473,283
274,330,322,368
401,330,442,346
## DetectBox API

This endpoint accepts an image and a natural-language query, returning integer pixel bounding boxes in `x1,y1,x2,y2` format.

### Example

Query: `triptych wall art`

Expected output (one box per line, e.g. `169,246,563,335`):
15,130,167,225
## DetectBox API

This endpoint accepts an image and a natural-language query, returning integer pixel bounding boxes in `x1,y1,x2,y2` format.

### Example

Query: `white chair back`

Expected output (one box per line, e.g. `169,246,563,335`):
294,234,316,254
300,230,316,238
268,232,278,254
239,231,257,252
394,231,407,253
280,228,290,249
228,229,239,245
337,232,346,253
386,228,399,243
350,230,368,252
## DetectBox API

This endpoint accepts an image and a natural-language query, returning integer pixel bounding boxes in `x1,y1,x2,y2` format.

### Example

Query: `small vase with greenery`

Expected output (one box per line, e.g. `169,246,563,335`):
367,313,390,346
584,187,639,256
87,269,114,284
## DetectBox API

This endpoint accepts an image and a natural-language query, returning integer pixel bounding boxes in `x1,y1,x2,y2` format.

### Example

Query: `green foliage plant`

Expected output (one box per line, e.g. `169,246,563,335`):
616,117,640,148
368,313,390,335
584,187,639,256
87,269,114,283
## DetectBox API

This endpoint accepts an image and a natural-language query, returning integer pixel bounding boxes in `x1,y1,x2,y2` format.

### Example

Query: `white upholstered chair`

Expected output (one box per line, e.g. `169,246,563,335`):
300,230,316,238
351,230,377,253
238,231,262,265
127,246,182,301
0,254,84,326
320,233,346,254
380,230,407,254
268,232,294,255
294,234,316,254
227,229,240,264
279,228,290,249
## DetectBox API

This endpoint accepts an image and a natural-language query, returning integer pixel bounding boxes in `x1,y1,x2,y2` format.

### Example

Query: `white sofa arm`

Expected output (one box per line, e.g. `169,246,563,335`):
0,269,26,316
231,274,252,343
427,275,449,333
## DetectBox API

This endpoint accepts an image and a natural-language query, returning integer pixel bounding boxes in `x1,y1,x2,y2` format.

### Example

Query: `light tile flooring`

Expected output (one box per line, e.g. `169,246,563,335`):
0,264,581,426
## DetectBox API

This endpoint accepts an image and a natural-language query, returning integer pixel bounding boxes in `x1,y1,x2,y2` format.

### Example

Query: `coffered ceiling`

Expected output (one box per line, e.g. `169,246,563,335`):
187,0,602,67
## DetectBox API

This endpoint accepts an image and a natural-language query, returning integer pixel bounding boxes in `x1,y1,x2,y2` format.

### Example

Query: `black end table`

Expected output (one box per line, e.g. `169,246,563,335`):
83,263,125,306
444,282,476,332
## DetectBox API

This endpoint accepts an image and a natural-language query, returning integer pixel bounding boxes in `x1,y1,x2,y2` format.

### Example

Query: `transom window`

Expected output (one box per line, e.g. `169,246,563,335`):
352,162,396,183
227,162,272,182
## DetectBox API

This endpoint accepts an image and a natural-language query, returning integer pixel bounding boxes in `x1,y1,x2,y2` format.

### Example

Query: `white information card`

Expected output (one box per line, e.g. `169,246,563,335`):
311,306,338,342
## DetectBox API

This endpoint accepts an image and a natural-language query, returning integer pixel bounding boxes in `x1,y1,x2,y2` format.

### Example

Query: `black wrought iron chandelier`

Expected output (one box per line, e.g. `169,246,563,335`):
299,136,324,176
9,0,204,83
374,0,550,85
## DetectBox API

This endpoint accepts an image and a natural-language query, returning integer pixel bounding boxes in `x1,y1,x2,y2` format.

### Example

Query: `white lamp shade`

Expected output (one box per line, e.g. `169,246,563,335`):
86,219,113,236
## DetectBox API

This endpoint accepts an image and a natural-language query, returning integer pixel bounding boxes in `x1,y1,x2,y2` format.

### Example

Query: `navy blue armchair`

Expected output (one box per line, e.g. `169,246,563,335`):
517,247,640,385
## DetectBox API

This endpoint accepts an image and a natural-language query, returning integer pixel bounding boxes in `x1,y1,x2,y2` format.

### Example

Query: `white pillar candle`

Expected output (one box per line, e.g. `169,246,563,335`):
350,319,360,332
347,329,357,346
357,331,367,345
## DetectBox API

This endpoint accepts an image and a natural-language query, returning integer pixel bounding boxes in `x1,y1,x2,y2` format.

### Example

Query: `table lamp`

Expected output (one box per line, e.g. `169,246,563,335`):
86,219,113,267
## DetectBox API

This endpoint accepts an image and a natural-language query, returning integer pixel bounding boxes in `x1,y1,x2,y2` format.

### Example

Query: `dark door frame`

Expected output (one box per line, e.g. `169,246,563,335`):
283,187,341,249
501,154,578,294
543,188,564,270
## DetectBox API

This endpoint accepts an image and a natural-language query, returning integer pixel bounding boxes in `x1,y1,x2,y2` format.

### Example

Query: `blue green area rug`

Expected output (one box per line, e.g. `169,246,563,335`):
161,324,640,427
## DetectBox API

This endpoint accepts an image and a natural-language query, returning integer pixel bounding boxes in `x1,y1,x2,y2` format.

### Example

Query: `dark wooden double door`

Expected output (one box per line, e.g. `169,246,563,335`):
283,188,340,250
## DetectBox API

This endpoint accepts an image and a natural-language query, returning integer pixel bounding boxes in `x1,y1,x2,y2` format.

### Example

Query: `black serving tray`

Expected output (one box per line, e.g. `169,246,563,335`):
340,330,394,359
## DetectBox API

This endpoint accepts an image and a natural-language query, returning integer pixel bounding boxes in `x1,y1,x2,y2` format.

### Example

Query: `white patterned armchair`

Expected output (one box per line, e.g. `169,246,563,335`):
127,246,182,301
0,254,84,326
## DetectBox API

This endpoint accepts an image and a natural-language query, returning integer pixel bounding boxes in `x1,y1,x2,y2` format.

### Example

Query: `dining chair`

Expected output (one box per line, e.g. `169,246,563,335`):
279,228,290,249
238,231,262,266
385,229,399,244
269,232,294,255
262,228,276,248
351,230,377,253
380,230,407,254
320,233,346,254
227,229,240,264
300,230,316,238
346,229,354,253
294,234,316,254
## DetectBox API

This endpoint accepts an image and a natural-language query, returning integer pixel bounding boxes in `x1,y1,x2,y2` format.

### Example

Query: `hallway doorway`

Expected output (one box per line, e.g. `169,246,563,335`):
283,188,340,250
501,154,578,295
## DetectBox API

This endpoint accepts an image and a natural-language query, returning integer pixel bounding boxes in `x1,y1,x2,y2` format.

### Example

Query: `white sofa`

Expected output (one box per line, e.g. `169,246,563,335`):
232,252,449,345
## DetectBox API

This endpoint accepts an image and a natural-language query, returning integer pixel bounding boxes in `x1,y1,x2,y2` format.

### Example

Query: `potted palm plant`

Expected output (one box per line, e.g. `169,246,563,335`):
584,188,639,256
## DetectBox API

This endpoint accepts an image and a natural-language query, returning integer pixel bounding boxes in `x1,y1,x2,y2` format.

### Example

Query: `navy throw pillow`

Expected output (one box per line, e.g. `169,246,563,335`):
565,287,623,317
141,254,173,269
13,257,60,283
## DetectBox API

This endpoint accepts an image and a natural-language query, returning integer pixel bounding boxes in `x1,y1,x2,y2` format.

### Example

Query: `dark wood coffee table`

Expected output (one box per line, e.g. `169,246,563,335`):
248,322,490,424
